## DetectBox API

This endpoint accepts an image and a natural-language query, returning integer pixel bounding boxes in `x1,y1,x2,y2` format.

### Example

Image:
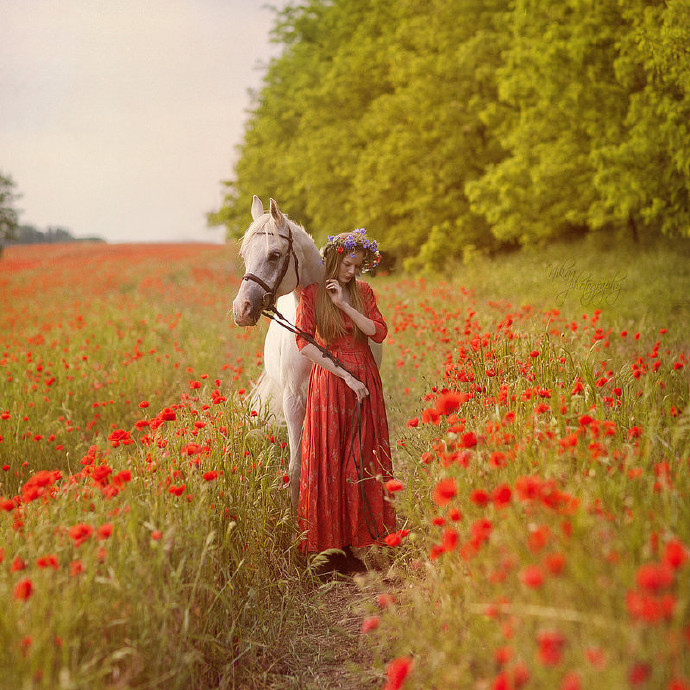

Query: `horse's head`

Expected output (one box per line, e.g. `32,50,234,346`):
232,196,301,326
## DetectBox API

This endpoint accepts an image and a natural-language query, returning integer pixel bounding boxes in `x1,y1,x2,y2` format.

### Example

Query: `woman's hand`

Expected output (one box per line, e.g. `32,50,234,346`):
326,279,346,309
345,373,369,403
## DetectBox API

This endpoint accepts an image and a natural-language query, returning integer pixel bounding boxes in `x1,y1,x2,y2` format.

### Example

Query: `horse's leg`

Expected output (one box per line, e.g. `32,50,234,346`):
283,389,306,509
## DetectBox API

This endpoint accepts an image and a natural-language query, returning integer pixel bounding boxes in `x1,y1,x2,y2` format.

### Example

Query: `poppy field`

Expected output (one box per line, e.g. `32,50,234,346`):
1,240,689,689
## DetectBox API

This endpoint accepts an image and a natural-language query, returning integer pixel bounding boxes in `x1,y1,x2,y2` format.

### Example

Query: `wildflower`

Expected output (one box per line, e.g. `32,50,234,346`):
13,578,33,601
544,552,566,575
406,417,419,428
11,556,26,572
561,672,581,690
636,563,674,592
151,530,162,540
68,523,94,546
536,630,566,666
492,484,512,507
494,646,513,666
470,489,490,507
383,656,413,690
421,407,441,425
442,528,459,552
97,523,113,540
520,565,544,588
489,451,507,468
586,647,606,669
36,554,58,569
663,539,688,570
384,532,401,547
435,391,469,415
361,616,380,633
203,470,218,481
460,432,478,448
433,478,457,506
470,518,493,547
512,662,530,688
628,663,651,686
385,479,403,493
376,593,397,608
527,525,551,553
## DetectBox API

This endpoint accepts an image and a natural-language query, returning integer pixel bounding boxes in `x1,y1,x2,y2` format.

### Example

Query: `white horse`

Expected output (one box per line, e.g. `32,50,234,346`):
231,196,381,508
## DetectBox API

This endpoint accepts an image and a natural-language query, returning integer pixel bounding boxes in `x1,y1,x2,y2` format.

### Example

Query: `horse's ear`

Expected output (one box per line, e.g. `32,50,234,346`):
269,198,286,227
251,195,264,221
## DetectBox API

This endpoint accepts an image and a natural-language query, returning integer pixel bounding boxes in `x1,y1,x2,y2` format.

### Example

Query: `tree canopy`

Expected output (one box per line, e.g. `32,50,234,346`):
210,0,690,269
0,172,20,245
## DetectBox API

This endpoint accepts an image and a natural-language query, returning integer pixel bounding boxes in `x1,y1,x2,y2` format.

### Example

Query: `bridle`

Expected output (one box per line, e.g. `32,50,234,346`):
241,221,300,310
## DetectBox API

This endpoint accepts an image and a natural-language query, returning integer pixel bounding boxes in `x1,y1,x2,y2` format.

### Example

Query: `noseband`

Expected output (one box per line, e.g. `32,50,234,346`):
241,222,300,309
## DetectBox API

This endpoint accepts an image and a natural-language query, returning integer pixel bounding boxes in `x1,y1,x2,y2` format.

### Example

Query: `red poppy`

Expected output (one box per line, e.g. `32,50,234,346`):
492,484,512,507
383,656,413,690
433,478,457,506
97,523,113,540
536,630,566,666
361,616,380,633
68,523,94,546
520,565,544,588
544,552,566,575
628,663,651,686
663,539,688,570
11,556,26,572
13,578,33,601
435,391,469,415
385,479,403,493
384,532,401,547
421,408,441,425
470,489,490,507
636,563,674,592
561,672,581,690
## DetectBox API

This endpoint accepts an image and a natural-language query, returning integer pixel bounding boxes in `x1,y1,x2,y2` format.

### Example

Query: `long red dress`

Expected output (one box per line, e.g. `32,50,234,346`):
295,281,396,553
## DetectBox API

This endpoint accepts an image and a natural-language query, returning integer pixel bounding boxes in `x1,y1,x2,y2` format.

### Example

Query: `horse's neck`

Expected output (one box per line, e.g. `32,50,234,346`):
295,231,324,290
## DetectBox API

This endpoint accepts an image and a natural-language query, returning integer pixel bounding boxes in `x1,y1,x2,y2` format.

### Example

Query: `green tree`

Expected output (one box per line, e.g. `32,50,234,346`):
349,0,507,268
0,172,20,247
466,0,631,245
591,0,690,240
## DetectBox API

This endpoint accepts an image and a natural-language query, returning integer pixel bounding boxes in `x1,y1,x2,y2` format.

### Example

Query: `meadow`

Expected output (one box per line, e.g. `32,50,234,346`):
0,238,688,689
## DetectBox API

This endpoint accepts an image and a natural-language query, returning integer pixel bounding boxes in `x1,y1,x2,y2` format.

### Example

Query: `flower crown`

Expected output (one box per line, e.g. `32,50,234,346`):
323,228,381,273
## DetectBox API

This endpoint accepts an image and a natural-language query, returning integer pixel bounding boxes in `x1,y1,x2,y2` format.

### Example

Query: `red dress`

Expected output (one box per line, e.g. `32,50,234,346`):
295,281,396,553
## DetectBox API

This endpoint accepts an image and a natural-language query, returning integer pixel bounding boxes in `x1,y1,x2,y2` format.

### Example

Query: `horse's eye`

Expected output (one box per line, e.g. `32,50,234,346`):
268,251,281,262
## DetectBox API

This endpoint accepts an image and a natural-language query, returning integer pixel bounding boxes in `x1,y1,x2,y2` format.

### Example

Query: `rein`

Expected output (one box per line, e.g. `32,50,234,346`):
262,303,380,541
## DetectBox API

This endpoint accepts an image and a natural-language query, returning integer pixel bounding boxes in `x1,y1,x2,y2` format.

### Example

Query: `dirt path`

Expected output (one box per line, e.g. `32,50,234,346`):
288,578,380,689
243,572,388,690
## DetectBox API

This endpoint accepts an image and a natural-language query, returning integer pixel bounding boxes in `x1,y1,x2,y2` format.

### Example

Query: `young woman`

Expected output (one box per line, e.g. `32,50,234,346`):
295,229,395,566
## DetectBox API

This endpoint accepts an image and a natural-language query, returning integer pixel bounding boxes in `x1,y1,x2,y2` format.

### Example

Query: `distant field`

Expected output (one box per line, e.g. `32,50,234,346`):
1,239,688,689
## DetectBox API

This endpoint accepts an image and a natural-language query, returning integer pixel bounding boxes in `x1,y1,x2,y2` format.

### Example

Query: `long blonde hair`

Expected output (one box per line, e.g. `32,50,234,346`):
315,247,367,343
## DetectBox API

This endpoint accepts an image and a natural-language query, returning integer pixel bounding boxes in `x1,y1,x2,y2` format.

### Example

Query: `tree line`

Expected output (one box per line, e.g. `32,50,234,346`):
0,173,102,254
212,0,689,269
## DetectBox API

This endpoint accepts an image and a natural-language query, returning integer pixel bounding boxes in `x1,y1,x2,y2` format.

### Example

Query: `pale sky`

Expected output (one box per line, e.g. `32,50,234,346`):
0,0,288,243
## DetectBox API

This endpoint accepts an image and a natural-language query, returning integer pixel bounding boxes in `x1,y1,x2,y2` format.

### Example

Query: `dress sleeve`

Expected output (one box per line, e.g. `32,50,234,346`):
295,284,317,352
361,282,388,343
